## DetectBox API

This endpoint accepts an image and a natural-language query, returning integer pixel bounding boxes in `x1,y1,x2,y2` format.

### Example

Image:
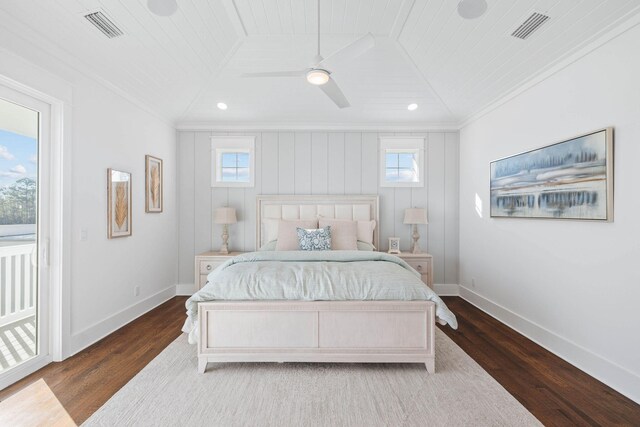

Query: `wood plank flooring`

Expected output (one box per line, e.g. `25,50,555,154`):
0,296,638,425
438,297,640,426
0,297,188,425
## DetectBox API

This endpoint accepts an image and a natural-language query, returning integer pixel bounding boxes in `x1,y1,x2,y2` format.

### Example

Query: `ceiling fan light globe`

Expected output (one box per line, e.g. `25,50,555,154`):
148,0,178,17
306,69,330,86
457,0,487,20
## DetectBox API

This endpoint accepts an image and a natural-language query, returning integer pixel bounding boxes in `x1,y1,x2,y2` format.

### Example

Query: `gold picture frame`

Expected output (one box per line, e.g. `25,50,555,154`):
107,168,132,238
145,155,163,213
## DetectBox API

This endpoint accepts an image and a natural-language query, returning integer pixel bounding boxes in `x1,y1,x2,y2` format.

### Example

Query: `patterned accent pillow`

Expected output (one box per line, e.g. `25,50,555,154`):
296,226,332,251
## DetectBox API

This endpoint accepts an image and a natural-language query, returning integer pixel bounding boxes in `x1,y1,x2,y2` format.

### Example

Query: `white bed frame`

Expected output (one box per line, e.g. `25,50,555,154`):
197,195,436,373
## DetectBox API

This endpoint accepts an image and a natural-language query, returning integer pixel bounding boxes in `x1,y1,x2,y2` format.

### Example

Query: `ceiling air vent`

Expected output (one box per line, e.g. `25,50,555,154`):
511,12,549,40
84,10,124,39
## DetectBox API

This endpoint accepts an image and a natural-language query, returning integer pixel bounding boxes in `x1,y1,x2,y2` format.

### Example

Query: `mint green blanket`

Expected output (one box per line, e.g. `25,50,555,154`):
183,251,457,343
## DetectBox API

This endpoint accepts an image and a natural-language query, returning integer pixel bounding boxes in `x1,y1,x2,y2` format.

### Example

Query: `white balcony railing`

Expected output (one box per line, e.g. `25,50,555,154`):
0,243,37,328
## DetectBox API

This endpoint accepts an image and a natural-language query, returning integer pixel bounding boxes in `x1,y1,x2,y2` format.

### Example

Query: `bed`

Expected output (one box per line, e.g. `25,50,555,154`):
183,195,457,374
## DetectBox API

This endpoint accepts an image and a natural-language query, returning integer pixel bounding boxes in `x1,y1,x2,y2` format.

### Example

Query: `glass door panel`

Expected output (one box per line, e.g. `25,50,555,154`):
0,94,43,379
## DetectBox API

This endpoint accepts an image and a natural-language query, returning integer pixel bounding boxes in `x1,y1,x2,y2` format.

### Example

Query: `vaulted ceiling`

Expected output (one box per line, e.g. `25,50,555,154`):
0,0,639,126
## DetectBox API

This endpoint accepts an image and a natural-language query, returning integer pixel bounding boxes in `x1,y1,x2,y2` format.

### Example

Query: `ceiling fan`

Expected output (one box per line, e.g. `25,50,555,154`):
241,0,375,108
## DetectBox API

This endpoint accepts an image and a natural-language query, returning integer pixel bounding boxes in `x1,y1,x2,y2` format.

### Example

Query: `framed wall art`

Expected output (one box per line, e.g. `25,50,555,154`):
145,155,163,213
107,168,132,238
490,128,613,221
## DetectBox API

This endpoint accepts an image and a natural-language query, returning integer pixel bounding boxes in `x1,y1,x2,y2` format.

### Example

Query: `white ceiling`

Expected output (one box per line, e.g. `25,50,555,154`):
0,0,639,127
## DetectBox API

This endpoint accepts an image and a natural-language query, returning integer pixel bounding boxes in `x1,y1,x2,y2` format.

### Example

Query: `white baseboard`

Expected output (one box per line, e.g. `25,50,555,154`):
176,283,196,296
67,285,176,358
433,283,460,296
459,286,640,405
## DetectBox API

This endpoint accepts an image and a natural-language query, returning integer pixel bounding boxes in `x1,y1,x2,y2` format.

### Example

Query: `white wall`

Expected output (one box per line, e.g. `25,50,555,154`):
177,130,459,292
67,77,177,355
0,45,178,358
459,23,640,403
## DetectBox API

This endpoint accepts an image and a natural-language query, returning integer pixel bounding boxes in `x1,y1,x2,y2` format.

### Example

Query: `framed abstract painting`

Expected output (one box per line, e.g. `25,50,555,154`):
107,168,132,238
490,128,613,221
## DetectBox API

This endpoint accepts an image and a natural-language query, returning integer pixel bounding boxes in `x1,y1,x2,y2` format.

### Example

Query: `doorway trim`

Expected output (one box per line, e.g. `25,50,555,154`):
0,73,67,385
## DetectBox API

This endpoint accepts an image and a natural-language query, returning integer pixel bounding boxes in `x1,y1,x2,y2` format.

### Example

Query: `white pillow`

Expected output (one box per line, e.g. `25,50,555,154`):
357,219,376,245
276,219,318,250
356,241,375,251
259,240,277,251
317,216,376,245
262,218,280,243
318,218,357,250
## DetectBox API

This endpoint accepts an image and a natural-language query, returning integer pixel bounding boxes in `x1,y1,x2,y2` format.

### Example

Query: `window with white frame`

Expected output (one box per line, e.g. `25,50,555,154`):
379,137,425,187
211,136,255,187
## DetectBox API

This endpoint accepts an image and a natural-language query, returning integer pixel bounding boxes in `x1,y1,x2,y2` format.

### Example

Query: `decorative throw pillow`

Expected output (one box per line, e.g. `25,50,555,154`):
276,219,319,250
296,226,332,251
356,220,376,245
317,217,376,247
262,219,280,243
356,241,375,251
318,218,358,250
258,240,278,251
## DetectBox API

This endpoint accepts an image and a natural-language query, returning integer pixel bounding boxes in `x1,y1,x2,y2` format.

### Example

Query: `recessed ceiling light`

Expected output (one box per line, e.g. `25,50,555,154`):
457,0,487,20
408,103,418,111
217,102,228,110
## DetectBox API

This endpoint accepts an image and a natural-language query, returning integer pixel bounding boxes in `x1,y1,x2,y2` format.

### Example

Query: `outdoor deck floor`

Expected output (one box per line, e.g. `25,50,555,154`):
0,315,36,373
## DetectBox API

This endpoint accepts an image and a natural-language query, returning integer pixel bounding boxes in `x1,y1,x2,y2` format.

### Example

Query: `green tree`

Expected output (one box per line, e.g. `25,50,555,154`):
0,178,37,224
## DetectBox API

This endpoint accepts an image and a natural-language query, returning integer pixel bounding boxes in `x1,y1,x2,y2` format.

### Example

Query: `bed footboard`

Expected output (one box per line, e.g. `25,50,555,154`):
197,300,436,373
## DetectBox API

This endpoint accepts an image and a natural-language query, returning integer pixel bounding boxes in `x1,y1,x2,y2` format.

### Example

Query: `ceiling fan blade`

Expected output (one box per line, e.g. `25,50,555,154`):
319,78,350,109
317,33,375,68
241,70,306,78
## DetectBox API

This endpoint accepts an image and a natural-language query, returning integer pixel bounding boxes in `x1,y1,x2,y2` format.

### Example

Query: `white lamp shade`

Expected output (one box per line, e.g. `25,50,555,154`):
403,208,428,225
214,207,237,224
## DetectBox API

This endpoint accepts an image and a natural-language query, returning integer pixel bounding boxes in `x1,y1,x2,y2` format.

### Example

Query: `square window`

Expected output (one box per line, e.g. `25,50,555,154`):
211,137,255,187
380,137,424,187
221,153,238,168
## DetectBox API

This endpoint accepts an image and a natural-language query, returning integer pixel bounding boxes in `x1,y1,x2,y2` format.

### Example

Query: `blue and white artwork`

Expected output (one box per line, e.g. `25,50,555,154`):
490,129,613,220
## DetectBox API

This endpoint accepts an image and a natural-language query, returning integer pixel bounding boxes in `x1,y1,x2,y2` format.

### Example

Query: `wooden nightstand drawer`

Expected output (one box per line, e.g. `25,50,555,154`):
195,252,245,290
406,260,429,274
200,260,222,274
198,274,209,288
396,253,433,290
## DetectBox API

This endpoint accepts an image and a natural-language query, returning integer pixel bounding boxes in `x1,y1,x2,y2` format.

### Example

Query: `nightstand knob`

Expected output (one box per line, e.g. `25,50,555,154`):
206,265,212,271
417,265,422,271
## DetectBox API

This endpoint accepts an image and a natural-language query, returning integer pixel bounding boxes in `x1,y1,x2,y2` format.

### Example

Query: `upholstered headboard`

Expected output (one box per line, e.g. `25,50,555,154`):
256,195,379,250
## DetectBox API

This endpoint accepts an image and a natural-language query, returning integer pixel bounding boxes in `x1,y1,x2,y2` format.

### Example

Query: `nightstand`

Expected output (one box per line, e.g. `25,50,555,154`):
195,251,245,290
397,253,433,289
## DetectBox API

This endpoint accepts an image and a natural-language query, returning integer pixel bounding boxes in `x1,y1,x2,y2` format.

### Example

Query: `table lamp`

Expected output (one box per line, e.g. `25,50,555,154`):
403,208,428,254
214,207,237,254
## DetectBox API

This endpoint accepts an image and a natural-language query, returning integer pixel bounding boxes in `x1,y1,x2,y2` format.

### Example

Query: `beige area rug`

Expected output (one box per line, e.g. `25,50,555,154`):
83,330,541,426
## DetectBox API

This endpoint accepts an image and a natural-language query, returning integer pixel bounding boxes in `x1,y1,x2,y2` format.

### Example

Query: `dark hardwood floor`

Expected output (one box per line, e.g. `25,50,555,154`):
0,296,638,425
438,297,640,426
0,297,188,425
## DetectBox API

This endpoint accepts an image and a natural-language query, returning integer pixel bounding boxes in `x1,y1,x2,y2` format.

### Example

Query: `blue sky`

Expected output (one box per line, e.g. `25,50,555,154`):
0,129,37,188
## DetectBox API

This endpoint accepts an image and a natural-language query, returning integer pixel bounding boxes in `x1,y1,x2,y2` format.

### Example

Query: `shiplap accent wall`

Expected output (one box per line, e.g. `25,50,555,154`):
177,130,459,287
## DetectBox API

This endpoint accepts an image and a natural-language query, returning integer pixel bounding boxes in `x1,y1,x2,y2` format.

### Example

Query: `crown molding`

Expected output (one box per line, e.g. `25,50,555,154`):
174,121,460,132
459,6,640,130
